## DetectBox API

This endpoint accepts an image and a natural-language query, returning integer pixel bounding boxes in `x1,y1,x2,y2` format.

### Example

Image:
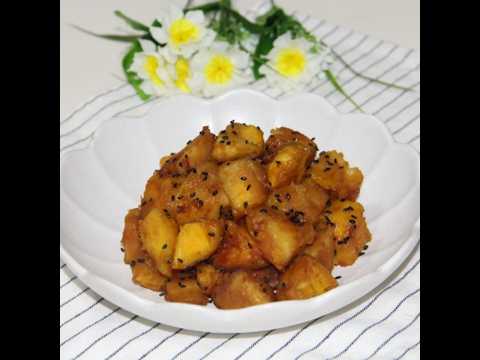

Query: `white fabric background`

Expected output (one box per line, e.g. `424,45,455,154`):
60,1,420,359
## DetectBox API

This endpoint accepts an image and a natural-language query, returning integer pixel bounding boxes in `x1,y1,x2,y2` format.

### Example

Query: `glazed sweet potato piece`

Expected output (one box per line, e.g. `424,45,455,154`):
266,179,329,225
250,266,281,291
138,208,179,277
212,270,274,309
196,263,220,296
170,161,230,224
277,255,337,301
263,127,317,164
132,261,168,292
246,207,315,270
212,221,268,270
303,226,336,271
325,199,372,266
218,158,269,217
212,122,264,161
265,143,314,188
310,150,363,201
142,174,182,217
158,126,216,176
172,220,224,270
121,208,143,264
165,272,208,305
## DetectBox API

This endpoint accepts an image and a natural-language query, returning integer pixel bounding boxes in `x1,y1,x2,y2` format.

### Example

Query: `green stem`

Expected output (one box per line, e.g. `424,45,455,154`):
324,69,364,112
70,24,144,42
330,49,415,91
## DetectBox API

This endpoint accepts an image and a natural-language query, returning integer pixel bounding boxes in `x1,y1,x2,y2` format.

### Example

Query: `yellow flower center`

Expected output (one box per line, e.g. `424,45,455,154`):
274,48,306,77
169,18,199,47
143,55,164,87
205,55,234,85
175,58,191,93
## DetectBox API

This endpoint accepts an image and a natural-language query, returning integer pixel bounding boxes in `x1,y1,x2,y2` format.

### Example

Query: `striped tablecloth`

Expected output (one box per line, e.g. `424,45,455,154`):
60,2,420,359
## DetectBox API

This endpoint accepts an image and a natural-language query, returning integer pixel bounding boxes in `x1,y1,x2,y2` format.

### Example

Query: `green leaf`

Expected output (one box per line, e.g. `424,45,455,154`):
255,6,280,26
252,32,275,79
151,19,162,27
122,40,151,101
114,10,149,32
225,8,264,34
324,69,363,112
70,25,143,42
184,2,221,13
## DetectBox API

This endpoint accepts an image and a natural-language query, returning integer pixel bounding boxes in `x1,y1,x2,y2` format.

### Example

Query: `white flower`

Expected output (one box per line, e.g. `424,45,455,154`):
261,33,329,92
150,5,215,58
190,42,251,97
129,39,172,96
164,53,202,95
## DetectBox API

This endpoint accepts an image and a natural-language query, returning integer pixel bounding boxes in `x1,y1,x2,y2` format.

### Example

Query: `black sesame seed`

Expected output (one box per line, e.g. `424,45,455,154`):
171,195,175,201
247,242,253,249
276,160,281,166
212,190,218,196
120,248,125,252
343,206,354,212
220,140,225,144
159,292,165,296
177,195,184,200
311,137,316,141
240,176,247,181
349,219,356,224
226,141,231,145
246,184,251,191
351,215,357,219
130,260,136,267
324,167,331,172
162,244,168,249
177,258,184,263
245,140,249,144
363,245,369,250
187,140,192,145
170,152,175,156
208,232,215,237
335,276,342,279
190,192,196,198
313,159,320,164
359,252,365,256
243,201,249,209
192,168,197,173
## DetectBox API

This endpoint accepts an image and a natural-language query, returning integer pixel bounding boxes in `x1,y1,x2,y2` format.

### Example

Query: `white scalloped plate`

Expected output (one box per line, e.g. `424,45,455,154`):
60,89,420,333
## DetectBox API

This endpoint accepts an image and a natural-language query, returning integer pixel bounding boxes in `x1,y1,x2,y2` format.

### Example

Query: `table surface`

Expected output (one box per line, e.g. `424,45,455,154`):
60,0,419,120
